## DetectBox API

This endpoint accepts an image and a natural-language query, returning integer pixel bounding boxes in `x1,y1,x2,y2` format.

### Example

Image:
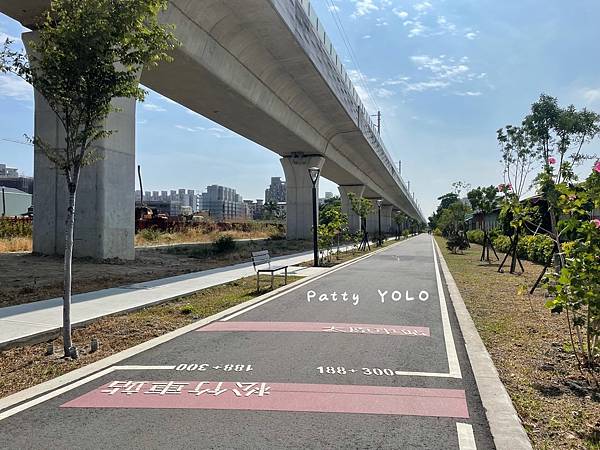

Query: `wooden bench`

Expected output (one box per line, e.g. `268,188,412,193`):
251,250,288,292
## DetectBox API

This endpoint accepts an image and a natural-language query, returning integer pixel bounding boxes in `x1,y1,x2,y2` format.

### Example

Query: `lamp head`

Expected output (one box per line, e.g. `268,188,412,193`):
376,199,383,208
308,167,321,185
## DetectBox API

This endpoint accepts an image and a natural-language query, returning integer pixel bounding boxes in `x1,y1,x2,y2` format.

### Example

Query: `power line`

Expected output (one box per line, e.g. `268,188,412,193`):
0,138,33,146
324,0,381,114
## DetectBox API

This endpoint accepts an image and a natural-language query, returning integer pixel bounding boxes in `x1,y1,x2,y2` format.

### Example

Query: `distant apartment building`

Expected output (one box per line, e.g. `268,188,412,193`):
135,188,201,215
0,164,19,178
244,199,265,220
0,164,33,195
201,184,247,221
265,177,286,203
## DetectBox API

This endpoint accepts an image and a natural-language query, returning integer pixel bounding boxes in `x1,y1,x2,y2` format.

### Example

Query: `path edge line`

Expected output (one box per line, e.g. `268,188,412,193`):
0,237,413,414
433,239,532,450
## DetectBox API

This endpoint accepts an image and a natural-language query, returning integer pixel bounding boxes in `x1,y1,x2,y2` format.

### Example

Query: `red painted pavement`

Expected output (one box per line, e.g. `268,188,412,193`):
197,321,430,336
61,381,467,418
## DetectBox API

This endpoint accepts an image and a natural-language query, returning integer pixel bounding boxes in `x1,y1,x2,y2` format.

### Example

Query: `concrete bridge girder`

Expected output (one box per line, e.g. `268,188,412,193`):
1,0,423,259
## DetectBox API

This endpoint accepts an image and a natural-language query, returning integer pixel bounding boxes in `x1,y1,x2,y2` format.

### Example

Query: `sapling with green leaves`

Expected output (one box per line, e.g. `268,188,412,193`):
467,185,500,262
496,124,540,273
347,192,373,251
0,0,177,357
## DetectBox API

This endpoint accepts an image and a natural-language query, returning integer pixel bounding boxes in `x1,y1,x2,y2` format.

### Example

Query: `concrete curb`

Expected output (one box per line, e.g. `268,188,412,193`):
433,239,532,450
0,237,409,413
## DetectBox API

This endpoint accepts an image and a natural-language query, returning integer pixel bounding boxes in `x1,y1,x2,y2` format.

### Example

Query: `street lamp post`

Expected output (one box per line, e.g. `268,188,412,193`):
308,167,320,267
376,199,382,246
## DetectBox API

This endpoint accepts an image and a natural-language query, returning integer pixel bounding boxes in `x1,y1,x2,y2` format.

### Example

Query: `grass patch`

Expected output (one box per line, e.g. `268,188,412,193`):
0,237,32,252
436,237,600,450
0,275,300,399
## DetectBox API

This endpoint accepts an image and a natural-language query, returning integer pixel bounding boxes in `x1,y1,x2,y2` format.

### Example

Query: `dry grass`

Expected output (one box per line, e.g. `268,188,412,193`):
0,239,311,308
0,275,299,399
134,227,282,247
436,237,600,450
0,237,32,252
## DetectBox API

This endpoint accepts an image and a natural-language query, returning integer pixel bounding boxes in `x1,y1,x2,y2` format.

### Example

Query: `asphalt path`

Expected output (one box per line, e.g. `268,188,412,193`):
0,235,495,449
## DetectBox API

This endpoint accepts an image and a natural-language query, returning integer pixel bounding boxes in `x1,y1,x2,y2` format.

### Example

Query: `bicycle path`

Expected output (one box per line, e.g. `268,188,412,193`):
0,235,527,449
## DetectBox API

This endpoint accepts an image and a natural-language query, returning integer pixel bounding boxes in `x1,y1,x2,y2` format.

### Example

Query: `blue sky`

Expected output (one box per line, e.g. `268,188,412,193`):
1,0,600,216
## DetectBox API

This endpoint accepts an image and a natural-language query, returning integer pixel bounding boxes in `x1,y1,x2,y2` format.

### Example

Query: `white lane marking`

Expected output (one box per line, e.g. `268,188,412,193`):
114,365,176,370
0,367,115,422
432,236,462,379
456,423,477,450
0,236,428,422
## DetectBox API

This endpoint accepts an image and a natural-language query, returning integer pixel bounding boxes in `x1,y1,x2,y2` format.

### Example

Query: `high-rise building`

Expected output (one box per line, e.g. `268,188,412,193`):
201,184,247,220
265,177,286,203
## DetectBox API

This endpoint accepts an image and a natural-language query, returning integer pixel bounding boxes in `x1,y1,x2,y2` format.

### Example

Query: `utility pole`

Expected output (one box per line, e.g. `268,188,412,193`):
398,160,402,176
376,110,381,135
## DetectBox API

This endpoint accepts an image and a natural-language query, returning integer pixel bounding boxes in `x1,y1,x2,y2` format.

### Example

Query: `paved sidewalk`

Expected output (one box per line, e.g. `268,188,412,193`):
0,240,381,349
0,250,321,349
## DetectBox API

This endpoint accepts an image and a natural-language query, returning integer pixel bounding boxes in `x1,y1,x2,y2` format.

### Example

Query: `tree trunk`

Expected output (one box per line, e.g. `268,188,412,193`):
63,178,78,357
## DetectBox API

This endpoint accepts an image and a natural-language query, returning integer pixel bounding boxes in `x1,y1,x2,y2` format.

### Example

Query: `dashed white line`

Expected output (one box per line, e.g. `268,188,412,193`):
456,423,477,450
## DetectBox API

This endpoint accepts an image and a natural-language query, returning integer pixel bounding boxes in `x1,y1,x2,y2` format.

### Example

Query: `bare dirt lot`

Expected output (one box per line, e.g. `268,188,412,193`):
0,239,312,308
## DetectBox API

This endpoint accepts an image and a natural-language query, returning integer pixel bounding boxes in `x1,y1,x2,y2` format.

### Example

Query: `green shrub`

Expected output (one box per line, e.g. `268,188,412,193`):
180,304,195,315
213,235,236,253
138,227,161,242
466,229,485,245
493,235,511,254
446,234,469,253
0,219,32,238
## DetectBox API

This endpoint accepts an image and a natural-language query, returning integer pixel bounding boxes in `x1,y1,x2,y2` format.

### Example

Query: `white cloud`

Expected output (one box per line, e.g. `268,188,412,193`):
327,5,340,12
362,34,372,39
375,87,394,98
413,1,433,12
464,31,479,40
375,17,389,27
405,20,427,37
455,91,482,96
392,8,408,19
143,103,166,112
351,0,378,17
379,54,484,95
0,74,32,101
436,16,457,34
581,88,600,105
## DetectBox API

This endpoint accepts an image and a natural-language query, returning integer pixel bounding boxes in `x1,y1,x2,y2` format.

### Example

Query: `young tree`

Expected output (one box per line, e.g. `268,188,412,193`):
1,0,177,357
347,192,373,251
524,94,600,257
467,185,500,262
496,124,539,273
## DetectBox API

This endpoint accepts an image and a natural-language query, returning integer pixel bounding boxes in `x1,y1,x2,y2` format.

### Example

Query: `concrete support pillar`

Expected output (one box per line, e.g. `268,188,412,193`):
365,203,393,236
338,184,365,234
366,204,379,235
281,154,325,240
381,205,393,234
25,32,136,260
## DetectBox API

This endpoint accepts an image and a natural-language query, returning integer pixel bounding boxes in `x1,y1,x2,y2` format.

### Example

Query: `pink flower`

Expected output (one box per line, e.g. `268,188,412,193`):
594,161,600,173
507,183,513,191
591,219,600,229
497,184,505,192
548,157,557,165
568,194,577,201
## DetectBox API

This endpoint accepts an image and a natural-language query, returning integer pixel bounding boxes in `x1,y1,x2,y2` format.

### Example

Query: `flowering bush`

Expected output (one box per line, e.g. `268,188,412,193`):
545,168,600,387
